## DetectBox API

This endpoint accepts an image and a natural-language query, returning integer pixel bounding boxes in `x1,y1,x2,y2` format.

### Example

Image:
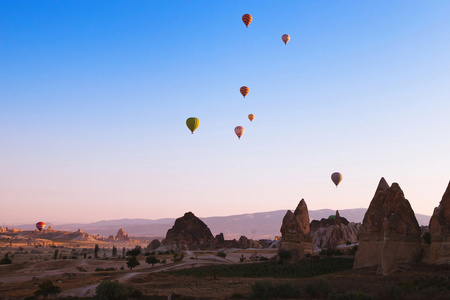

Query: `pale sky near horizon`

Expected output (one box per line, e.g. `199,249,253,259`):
1,1,450,225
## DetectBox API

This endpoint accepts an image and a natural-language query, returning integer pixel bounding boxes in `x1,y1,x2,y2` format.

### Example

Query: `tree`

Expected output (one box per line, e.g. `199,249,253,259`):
145,255,160,266
34,280,61,300
95,280,131,300
126,256,140,270
112,246,117,257
122,247,126,258
94,244,99,259
126,245,141,257
53,250,58,260
0,253,12,265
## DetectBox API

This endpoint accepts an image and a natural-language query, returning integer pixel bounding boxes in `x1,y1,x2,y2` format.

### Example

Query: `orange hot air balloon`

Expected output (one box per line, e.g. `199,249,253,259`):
234,126,245,139
240,86,249,98
331,172,343,187
36,222,46,231
242,14,253,28
248,114,255,122
282,34,290,45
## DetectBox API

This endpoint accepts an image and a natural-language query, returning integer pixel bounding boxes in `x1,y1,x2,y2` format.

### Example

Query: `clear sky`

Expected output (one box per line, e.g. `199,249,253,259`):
1,1,450,225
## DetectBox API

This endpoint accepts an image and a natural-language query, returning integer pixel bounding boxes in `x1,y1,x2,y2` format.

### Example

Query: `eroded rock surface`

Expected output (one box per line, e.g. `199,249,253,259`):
279,199,313,262
161,212,214,250
427,181,450,264
312,210,359,250
354,178,422,275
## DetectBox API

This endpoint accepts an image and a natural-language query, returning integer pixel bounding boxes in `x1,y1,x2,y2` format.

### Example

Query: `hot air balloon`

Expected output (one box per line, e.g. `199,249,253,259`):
282,34,290,45
234,126,245,139
248,114,255,122
186,117,200,134
240,86,249,98
36,222,46,231
331,172,343,187
242,14,252,28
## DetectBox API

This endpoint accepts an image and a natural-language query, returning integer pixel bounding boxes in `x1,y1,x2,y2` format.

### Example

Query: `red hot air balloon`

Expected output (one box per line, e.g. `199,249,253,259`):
331,172,343,187
242,14,253,28
282,34,290,45
36,222,46,231
234,126,245,139
240,86,249,98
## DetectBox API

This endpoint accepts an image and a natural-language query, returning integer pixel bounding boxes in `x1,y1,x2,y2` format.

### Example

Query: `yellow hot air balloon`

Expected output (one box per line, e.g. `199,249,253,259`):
242,14,253,28
240,86,249,98
186,117,200,134
331,172,343,187
248,114,255,122
282,34,290,45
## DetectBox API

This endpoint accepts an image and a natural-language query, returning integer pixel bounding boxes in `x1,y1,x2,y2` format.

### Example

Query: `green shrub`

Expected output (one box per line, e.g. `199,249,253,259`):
251,280,300,299
382,284,403,300
305,279,332,299
0,253,12,265
349,245,358,255
328,291,373,300
34,280,61,299
423,232,431,245
216,251,227,258
95,280,132,300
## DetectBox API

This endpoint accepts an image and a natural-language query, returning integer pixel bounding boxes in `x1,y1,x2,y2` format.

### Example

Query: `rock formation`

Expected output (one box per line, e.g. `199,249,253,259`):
427,181,450,264
161,212,214,250
146,239,161,251
279,199,313,262
354,178,422,275
312,210,359,250
115,228,130,241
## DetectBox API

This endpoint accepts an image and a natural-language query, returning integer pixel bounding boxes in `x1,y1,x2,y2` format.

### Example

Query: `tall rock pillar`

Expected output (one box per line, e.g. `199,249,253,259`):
427,181,450,264
279,199,313,262
354,178,422,275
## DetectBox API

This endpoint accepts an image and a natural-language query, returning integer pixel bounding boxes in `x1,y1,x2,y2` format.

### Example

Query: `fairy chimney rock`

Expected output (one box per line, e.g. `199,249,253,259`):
335,210,342,227
279,199,313,262
116,228,130,241
354,178,422,275
427,181,450,264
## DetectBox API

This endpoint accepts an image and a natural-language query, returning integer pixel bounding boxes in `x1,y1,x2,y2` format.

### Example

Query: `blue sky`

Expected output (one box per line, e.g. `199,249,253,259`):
1,1,450,224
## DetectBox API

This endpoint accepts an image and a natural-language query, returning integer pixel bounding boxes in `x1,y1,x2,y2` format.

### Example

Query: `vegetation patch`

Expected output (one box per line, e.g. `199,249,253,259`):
169,258,354,278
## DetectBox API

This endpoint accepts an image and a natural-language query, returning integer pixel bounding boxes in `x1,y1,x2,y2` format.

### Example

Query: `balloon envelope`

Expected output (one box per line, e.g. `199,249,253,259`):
282,34,290,45
36,222,46,231
248,114,255,122
240,86,249,98
186,117,200,134
331,172,343,187
242,14,253,27
234,126,245,139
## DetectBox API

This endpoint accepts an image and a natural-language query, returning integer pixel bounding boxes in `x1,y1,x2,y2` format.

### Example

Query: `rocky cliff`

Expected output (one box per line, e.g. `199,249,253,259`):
354,178,422,275
161,212,215,250
279,199,313,262
427,181,450,264
312,210,359,250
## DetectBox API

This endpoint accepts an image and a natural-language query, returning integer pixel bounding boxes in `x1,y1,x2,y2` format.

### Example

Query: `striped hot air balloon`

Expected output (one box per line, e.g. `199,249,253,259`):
234,126,245,139
242,14,253,28
186,117,200,134
282,34,290,45
248,114,255,122
36,222,46,231
240,86,249,98
331,172,343,187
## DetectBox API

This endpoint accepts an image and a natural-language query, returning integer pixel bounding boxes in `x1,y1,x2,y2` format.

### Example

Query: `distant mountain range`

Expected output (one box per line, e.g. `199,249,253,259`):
13,208,431,240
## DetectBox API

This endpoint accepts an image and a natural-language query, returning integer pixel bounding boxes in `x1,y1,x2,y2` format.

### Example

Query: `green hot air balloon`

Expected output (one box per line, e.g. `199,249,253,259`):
186,117,200,134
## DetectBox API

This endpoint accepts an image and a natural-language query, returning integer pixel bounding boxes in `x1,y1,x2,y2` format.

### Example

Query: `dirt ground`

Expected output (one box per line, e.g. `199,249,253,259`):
1,243,449,300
